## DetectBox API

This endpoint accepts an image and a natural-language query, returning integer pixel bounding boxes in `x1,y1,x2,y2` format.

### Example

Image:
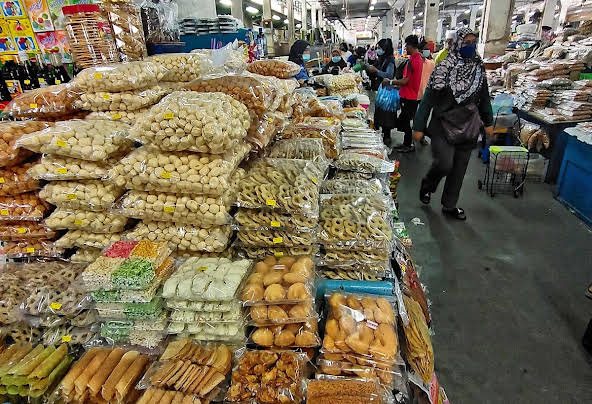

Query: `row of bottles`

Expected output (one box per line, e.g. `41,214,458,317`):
0,52,71,102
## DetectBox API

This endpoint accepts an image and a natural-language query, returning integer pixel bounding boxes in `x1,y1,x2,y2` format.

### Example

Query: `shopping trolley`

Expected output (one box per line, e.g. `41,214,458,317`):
478,145,529,197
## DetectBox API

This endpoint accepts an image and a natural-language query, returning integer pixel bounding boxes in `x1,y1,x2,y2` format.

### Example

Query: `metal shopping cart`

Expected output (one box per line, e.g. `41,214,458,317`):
478,145,529,197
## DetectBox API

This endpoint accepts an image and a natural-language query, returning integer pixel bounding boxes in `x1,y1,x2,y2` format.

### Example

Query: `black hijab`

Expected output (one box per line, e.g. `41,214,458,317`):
376,38,394,70
288,40,310,66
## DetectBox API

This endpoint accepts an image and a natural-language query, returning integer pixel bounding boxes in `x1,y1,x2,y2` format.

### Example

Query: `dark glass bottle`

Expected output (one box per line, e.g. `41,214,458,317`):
1,57,23,99
17,51,40,92
50,53,70,84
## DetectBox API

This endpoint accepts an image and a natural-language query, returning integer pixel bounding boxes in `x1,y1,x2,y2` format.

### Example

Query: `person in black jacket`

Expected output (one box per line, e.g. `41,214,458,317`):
322,49,347,74
368,38,396,147
413,28,494,220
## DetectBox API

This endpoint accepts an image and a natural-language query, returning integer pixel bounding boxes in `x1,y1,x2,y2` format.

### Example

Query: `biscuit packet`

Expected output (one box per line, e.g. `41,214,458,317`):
42,325,96,346
280,121,341,159
268,138,329,164
4,83,82,118
169,304,242,324
236,228,317,248
319,261,394,282
250,319,321,349
55,230,123,250
334,151,396,174
85,108,149,125
147,52,216,82
246,59,302,79
246,111,284,150
236,244,320,260
76,86,167,112
0,121,49,168
234,208,318,232
28,154,118,181
320,178,388,195
247,300,318,326
305,376,386,404
70,247,102,263
95,297,164,321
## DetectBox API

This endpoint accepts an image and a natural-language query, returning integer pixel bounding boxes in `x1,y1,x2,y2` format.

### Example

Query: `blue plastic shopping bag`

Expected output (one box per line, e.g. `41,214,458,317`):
376,84,400,112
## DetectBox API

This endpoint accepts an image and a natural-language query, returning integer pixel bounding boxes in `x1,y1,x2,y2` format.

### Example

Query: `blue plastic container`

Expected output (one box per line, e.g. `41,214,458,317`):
315,280,394,300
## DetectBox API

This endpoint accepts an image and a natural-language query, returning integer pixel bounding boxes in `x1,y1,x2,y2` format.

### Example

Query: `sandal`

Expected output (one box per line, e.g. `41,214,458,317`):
442,207,467,221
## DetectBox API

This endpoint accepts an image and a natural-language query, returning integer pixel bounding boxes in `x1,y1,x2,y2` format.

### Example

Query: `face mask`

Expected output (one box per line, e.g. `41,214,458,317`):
376,49,384,56
459,44,476,58
332,56,341,63
302,53,310,62
422,49,430,57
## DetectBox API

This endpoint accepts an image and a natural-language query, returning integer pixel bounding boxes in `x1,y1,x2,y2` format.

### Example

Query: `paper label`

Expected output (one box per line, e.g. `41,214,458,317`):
272,237,283,244
26,247,35,253
272,264,286,270
38,78,45,83
55,139,67,147
266,199,276,207
94,73,103,79
0,178,4,184
17,227,26,234
366,320,379,330
74,219,82,226
65,193,77,200
24,79,30,84
311,177,317,184
50,302,62,310
56,167,68,174
102,93,111,100
197,266,208,271
61,335,72,343
29,103,37,108
55,79,61,84
112,113,122,120
270,220,281,227
0,210,8,216
274,251,284,257
161,171,171,179
163,206,175,213
163,112,174,119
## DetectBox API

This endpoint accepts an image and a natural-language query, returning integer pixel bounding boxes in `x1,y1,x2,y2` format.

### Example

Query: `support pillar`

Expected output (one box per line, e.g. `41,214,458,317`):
177,0,216,19
478,0,515,57
392,14,400,51
423,0,439,42
451,13,458,30
263,0,275,57
540,0,559,34
231,0,243,23
469,6,478,30
436,18,443,43
402,0,413,40
300,0,307,39
287,0,295,45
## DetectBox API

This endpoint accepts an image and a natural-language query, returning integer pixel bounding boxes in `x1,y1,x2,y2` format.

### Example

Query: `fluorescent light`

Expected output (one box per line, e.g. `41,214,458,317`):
251,0,263,4
369,6,374,10
219,0,231,5
246,6,259,13
371,0,377,3
296,23,301,28
284,19,289,24
439,1,443,5
418,12,423,16
413,15,417,19
272,15,280,20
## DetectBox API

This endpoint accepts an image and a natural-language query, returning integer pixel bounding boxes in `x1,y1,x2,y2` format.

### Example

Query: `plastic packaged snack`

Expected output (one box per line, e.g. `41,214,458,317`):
28,154,117,181
167,319,244,338
248,300,317,325
240,255,315,305
342,117,369,128
128,240,171,267
56,230,123,249
85,107,149,125
280,121,341,158
237,229,317,247
95,296,164,320
306,377,382,404
186,73,278,118
234,208,318,231
77,86,167,112
16,119,133,161
0,221,55,241
250,319,320,348
246,59,302,79
126,221,231,253
70,247,102,263
165,299,240,312
147,52,216,82
40,180,124,212
335,152,395,174
402,295,434,383
162,257,251,302
316,355,404,390
73,61,167,92
82,257,126,291
320,261,393,282
236,158,325,216
322,292,399,362
42,325,96,346
169,305,242,323
320,178,386,195
226,350,306,403
0,121,49,168
247,111,284,149
131,91,249,153
4,83,81,118
0,161,40,196
238,244,319,260
0,193,51,221
110,145,249,195
268,138,328,164
45,209,129,233
103,2,147,61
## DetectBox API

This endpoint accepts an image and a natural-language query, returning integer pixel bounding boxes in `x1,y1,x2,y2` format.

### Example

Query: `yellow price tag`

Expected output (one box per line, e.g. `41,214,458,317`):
112,113,122,120
74,219,83,226
94,73,103,79
38,78,45,83
163,112,175,119
0,210,8,216
311,177,317,184
266,199,276,207
61,335,72,343
29,103,37,109
274,252,284,257
56,139,67,148
161,171,171,179
400,264,406,272
197,266,208,271
50,302,62,310
26,247,35,253
0,177,4,184
17,227,26,234
273,237,283,244
65,193,77,200
163,206,175,213
57,168,68,174
102,93,111,100
24,79,30,84
270,220,281,227
55,79,61,84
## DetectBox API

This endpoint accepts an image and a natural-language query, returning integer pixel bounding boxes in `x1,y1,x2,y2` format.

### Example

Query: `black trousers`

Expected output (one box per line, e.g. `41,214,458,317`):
398,98,419,146
422,134,473,208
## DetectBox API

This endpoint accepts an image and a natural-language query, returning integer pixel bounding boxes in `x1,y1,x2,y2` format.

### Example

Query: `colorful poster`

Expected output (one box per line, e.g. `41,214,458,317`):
0,0,25,19
45,0,64,29
0,18,16,53
24,0,53,32
34,29,55,51
9,17,37,51
54,28,69,62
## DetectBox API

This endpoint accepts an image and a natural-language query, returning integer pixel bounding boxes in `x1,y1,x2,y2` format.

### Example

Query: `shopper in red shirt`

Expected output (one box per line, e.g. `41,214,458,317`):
391,35,423,153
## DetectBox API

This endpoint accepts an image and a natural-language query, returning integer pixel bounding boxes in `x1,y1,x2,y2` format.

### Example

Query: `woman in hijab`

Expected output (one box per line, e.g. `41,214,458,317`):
367,38,396,147
288,40,311,82
413,28,493,220
322,48,347,74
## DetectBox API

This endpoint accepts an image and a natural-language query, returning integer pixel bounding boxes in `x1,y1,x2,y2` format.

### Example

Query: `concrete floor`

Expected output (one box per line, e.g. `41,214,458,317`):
393,140,592,403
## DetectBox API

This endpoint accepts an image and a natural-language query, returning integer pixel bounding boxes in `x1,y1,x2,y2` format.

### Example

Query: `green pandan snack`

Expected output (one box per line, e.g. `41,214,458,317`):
111,258,155,290
29,355,73,397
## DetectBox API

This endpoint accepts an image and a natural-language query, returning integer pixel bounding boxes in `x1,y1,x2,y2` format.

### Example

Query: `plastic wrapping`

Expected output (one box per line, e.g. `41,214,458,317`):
166,319,243,337
320,262,394,282
0,272,29,324
4,84,82,118
186,72,278,118
234,208,318,231
0,221,55,241
268,138,328,163
246,59,302,79
165,299,240,312
247,112,284,150
247,300,316,326
147,52,216,82
5,323,42,343
236,158,324,216
140,0,179,43
293,96,345,122
45,208,129,233
39,180,124,211
281,121,341,159
77,86,167,112
95,296,164,320
322,292,399,362
238,245,319,260
0,121,49,168
71,247,102,263
100,328,165,349
28,154,117,181
0,193,51,221
325,73,361,95
321,178,387,195
104,2,147,62
319,194,393,249
335,152,395,174
16,119,133,161
73,61,167,92
306,377,383,404
250,319,320,348
132,91,249,153
85,107,149,125
0,161,40,196
56,230,123,249
237,229,316,247
115,189,235,227
226,350,306,403
240,255,315,306
126,221,231,253
342,117,369,128
162,257,251,302
110,145,249,195
42,326,96,346
402,296,434,384
170,305,241,323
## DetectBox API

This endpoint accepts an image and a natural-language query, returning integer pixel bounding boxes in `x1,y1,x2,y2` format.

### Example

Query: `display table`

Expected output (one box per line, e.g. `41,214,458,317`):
555,130,592,227
516,109,590,183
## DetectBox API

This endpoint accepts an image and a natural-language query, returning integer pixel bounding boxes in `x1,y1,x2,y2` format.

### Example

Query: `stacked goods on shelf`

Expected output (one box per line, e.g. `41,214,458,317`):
324,73,363,97
81,240,174,348
240,255,319,350
110,90,250,256
102,1,148,62
162,257,250,342
136,339,233,402
280,116,341,158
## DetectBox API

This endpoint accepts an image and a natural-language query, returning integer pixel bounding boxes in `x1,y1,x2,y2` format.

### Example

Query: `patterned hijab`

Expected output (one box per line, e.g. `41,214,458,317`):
427,28,484,104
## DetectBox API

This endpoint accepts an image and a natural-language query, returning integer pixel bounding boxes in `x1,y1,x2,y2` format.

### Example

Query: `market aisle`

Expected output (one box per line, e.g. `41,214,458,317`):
395,143,592,403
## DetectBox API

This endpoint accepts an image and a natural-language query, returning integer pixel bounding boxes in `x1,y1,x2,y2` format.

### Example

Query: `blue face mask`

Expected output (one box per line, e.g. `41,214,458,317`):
376,49,384,56
422,49,430,57
302,53,310,62
459,44,476,58
332,56,341,63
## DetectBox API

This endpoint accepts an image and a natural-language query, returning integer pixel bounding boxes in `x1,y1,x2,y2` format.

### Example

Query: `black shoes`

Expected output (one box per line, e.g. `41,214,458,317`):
419,179,431,204
395,144,415,153
442,207,467,220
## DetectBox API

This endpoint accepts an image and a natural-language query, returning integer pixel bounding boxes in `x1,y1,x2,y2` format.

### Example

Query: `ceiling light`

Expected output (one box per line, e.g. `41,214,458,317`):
219,0,231,6
272,15,280,20
296,23,301,28
369,6,374,10
246,6,259,14
413,15,417,19
418,12,423,16
439,1,443,5
371,0,377,4
251,0,263,4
